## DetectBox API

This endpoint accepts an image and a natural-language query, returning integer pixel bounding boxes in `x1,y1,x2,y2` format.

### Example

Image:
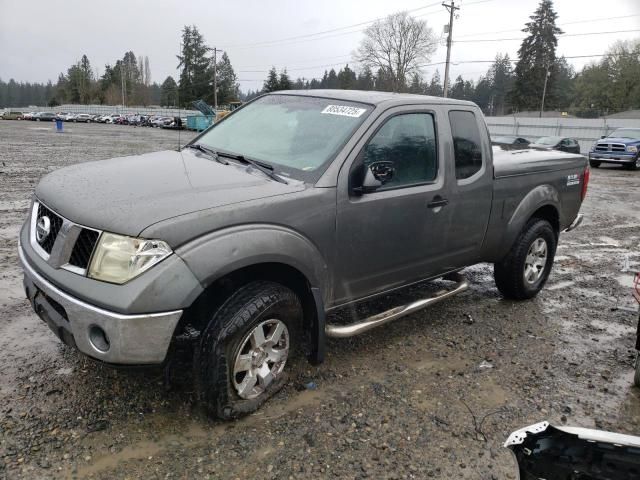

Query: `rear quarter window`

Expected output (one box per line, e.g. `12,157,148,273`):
448,110,483,180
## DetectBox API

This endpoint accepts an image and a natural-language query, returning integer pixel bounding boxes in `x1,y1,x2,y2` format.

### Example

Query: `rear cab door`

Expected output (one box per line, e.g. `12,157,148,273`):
440,106,494,268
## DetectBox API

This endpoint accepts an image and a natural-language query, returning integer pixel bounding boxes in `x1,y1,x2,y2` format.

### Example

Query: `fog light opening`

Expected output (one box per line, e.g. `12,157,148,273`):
89,325,110,353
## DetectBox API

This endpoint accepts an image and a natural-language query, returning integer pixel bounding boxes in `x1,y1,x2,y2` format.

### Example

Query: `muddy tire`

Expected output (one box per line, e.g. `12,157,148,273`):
589,160,601,168
494,218,557,300
196,281,301,419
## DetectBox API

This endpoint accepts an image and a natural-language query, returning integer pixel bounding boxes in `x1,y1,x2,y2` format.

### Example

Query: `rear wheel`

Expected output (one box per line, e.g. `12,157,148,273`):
494,218,557,300
589,160,601,168
196,281,301,419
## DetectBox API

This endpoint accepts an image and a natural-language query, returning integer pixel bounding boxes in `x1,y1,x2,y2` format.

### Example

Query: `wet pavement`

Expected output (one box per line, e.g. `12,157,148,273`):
1,120,639,479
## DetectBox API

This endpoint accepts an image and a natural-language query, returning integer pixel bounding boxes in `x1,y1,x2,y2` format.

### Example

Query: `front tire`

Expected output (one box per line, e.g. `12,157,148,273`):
589,160,601,168
196,281,301,419
624,157,640,171
494,218,557,300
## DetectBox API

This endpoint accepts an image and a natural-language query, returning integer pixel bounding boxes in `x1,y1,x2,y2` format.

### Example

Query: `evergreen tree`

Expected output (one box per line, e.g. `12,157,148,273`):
326,69,339,89
177,25,212,105
487,54,514,115
424,71,443,97
278,69,293,90
408,73,423,94
263,67,280,92
216,52,239,104
160,76,178,106
511,0,563,110
356,66,375,90
337,65,357,90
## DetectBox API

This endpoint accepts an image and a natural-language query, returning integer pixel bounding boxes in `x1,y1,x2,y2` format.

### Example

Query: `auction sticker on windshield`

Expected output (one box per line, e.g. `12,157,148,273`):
321,105,367,117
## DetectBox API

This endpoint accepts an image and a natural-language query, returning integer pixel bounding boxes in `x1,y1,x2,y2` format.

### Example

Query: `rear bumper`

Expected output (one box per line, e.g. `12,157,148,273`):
589,152,637,164
19,245,182,365
563,214,584,233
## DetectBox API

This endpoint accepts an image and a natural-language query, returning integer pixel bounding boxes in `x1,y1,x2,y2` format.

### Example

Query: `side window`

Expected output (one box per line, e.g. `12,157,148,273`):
363,113,437,189
448,110,483,180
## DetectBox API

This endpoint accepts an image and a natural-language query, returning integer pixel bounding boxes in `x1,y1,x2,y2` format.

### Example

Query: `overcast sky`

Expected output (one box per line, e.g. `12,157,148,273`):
1,0,638,92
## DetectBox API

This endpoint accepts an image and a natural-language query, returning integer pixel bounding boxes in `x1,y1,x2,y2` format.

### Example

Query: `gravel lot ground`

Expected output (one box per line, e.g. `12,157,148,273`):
1,120,639,480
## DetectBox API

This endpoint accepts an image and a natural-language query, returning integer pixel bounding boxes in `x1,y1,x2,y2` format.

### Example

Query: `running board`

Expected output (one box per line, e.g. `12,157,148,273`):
325,273,469,338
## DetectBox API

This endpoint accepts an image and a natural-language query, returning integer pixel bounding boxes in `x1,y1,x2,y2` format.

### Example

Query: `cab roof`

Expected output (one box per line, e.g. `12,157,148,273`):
271,89,477,108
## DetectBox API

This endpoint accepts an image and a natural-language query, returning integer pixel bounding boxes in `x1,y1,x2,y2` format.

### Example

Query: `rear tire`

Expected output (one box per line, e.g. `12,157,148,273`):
494,218,557,300
589,160,601,168
196,281,301,419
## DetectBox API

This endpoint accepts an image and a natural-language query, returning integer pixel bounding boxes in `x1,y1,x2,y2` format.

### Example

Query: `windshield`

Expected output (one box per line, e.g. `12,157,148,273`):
197,94,373,182
608,128,640,140
536,136,561,145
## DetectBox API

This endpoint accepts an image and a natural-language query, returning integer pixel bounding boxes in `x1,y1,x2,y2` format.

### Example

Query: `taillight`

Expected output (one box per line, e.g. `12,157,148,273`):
581,166,590,201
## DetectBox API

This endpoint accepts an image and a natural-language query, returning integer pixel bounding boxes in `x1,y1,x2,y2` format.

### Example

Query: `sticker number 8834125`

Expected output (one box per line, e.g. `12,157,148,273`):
321,105,367,118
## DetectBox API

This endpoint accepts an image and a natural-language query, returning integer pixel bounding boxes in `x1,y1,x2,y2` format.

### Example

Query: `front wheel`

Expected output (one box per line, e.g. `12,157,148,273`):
494,218,557,300
589,160,601,168
624,157,640,171
196,281,301,419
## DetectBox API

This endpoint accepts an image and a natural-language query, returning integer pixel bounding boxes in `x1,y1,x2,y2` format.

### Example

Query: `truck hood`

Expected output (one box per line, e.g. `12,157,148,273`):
35,149,305,237
597,137,640,145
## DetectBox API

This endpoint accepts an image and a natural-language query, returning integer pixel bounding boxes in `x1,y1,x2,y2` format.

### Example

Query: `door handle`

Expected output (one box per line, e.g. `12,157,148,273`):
427,196,449,209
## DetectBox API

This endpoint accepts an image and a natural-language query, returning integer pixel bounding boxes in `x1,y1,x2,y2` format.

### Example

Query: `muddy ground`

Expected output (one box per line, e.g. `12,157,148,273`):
0,120,639,480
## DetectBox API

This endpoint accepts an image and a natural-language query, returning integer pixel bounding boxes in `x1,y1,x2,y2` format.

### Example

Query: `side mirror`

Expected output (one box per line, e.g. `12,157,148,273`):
353,161,394,195
600,135,606,139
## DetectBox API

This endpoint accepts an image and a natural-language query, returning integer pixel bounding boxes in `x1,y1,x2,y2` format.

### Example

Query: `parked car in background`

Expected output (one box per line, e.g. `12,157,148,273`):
74,114,93,123
491,135,531,149
34,112,57,122
589,128,640,170
22,112,36,120
529,136,581,154
151,116,173,127
104,114,122,124
0,110,24,120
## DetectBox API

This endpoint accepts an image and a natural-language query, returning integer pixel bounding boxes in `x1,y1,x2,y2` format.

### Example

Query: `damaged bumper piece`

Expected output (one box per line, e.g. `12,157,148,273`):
505,421,640,479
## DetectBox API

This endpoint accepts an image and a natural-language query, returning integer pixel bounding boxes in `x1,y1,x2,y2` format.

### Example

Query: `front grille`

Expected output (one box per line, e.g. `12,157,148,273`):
68,229,100,269
32,200,103,276
595,143,627,152
611,143,626,152
37,203,63,253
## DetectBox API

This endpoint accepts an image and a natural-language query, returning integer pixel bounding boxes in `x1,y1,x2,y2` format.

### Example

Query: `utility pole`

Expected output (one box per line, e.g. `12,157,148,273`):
442,1,459,98
539,64,551,118
121,71,126,108
213,47,222,111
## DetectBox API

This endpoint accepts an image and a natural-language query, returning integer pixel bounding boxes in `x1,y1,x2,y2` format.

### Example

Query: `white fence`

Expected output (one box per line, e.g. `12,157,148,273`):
486,116,640,154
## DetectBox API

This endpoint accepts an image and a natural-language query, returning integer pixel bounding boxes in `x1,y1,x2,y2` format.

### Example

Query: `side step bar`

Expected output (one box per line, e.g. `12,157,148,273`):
325,273,469,338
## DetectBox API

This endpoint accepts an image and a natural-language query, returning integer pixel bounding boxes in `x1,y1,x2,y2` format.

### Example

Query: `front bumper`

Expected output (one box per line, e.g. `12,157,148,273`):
19,245,183,365
589,152,637,164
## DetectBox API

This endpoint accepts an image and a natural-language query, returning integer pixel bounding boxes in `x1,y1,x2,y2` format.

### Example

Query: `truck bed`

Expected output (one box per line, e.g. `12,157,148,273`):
493,146,586,178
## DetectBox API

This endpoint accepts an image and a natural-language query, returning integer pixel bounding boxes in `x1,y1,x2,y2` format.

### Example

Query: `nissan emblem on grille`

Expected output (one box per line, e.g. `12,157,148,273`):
36,216,51,244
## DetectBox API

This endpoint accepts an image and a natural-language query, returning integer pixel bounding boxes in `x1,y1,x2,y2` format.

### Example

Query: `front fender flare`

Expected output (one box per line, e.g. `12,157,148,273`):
175,224,330,297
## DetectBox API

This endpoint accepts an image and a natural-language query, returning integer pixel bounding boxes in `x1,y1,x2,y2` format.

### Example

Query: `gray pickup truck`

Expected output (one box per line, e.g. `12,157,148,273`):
19,90,588,417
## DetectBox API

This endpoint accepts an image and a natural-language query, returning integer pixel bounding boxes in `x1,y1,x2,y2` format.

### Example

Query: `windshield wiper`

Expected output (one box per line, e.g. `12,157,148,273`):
184,143,229,165
217,151,288,185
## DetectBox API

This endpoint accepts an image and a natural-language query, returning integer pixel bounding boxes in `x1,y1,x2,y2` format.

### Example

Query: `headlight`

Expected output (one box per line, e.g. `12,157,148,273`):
590,144,596,152
88,232,172,284
627,145,638,153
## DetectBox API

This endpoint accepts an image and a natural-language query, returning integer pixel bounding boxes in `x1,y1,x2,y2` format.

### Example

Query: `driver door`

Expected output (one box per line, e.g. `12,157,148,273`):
333,107,452,305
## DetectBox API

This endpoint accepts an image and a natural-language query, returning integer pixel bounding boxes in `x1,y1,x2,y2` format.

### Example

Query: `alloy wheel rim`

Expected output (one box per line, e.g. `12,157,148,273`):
524,238,548,284
232,319,289,400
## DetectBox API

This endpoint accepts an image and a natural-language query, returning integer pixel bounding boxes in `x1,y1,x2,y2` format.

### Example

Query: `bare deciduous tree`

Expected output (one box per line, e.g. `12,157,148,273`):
356,12,437,92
